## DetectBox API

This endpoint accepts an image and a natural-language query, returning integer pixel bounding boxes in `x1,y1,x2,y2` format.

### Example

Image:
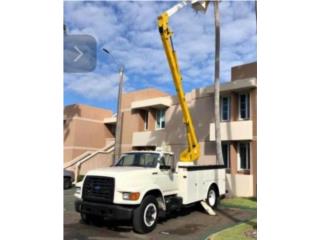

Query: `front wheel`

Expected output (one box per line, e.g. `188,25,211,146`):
133,195,158,233
80,213,92,224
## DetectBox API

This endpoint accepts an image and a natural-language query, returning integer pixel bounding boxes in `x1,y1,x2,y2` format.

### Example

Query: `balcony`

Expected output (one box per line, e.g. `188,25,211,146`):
132,129,166,147
131,97,172,110
209,120,253,141
104,116,117,124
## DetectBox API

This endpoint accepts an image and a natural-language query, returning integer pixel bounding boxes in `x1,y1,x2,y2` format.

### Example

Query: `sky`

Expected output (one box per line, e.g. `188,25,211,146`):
64,0,256,112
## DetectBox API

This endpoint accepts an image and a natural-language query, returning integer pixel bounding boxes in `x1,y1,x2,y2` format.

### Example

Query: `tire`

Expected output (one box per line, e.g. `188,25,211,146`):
80,213,92,224
133,195,158,234
206,185,219,209
64,177,71,189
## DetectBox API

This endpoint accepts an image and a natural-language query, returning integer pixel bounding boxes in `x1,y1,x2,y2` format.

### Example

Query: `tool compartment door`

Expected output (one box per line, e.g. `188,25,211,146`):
177,168,200,204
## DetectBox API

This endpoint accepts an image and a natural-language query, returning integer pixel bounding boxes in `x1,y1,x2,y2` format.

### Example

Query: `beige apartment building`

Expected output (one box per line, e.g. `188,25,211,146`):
64,62,257,197
64,104,116,174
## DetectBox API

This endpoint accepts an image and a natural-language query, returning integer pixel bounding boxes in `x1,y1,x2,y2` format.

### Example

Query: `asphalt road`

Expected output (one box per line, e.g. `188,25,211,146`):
64,188,256,240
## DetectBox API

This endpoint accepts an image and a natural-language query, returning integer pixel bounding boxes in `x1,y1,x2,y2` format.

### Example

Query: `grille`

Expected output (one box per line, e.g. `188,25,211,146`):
82,176,115,203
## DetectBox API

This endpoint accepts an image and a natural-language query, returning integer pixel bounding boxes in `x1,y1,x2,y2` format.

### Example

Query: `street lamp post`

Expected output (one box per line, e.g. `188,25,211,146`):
102,48,124,164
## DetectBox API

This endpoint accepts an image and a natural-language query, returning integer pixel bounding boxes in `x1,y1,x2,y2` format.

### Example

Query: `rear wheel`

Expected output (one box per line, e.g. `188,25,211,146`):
206,185,219,209
133,195,158,233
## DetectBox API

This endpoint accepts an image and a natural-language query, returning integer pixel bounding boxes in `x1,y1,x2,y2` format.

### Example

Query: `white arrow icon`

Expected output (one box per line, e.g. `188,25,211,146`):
73,46,83,62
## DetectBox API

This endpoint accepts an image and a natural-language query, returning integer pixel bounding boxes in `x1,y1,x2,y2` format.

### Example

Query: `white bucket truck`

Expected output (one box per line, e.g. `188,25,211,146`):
75,150,225,233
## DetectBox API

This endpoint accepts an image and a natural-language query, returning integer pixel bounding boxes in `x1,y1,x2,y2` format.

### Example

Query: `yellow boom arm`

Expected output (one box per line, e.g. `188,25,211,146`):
158,12,200,162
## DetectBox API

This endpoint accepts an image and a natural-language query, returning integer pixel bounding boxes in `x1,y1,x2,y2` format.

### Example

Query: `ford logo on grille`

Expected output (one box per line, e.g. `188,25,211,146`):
94,185,101,191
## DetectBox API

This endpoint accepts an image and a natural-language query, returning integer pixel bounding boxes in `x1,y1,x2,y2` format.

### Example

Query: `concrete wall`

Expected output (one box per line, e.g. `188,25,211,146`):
121,88,168,110
78,152,113,175
119,89,169,154
64,104,112,120
209,121,253,141
251,88,257,196
226,173,254,197
64,104,114,163
129,86,257,170
231,62,257,81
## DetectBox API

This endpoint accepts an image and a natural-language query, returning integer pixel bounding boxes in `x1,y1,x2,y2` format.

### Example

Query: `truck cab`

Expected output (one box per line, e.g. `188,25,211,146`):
74,150,225,233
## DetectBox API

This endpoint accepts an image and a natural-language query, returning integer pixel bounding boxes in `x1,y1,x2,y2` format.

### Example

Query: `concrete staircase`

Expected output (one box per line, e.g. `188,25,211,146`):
64,140,115,183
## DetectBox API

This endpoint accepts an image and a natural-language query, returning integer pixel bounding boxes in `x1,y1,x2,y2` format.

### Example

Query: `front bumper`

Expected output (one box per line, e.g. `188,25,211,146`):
75,199,134,220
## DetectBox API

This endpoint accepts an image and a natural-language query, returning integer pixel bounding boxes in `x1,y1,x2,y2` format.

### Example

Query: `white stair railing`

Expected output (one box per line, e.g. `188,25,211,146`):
64,152,93,169
64,140,115,170
63,140,115,183
73,144,114,184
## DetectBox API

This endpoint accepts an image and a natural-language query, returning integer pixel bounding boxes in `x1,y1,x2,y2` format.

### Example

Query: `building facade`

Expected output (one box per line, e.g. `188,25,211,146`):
64,62,257,196
64,104,115,163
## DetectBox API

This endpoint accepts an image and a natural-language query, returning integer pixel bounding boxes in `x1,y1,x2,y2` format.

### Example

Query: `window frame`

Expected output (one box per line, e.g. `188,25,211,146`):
220,96,231,121
155,109,166,130
237,142,251,172
144,110,148,130
238,93,250,120
222,142,230,169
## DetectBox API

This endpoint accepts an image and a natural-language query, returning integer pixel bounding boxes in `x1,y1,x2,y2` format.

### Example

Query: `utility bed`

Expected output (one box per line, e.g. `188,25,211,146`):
177,164,226,204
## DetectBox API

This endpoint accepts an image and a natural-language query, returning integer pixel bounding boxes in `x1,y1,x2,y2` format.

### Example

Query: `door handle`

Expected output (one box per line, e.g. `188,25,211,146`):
152,172,158,175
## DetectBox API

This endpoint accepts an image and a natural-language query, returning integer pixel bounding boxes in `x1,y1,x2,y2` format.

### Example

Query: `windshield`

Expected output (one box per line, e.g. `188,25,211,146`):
116,152,160,168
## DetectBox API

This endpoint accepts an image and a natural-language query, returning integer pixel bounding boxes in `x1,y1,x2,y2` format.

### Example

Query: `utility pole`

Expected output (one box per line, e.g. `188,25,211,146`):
213,0,223,165
114,65,124,163
102,48,124,164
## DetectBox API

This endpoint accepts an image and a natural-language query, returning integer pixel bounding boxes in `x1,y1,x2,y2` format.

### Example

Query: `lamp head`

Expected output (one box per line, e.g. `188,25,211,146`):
191,0,210,13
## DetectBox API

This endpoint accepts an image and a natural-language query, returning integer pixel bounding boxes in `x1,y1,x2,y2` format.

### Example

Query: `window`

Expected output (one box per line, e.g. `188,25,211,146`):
156,109,165,129
238,142,250,171
160,154,174,170
116,152,159,168
239,93,250,120
117,154,135,166
144,111,148,130
222,143,230,169
163,154,174,166
220,96,231,121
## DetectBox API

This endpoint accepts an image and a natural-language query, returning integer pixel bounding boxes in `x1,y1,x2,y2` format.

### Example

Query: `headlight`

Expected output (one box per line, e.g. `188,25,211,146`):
75,187,81,195
122,192,140,201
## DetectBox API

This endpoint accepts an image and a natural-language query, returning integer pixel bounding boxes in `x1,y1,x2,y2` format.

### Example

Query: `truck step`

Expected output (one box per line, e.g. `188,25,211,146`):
165,196,183,212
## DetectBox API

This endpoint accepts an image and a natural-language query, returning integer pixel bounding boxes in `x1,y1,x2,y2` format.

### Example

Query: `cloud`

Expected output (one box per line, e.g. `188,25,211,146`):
64,1,256,105
64,72,120,101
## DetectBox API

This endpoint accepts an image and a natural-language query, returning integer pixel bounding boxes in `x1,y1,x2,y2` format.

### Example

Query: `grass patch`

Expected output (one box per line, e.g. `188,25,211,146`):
207,219,257,240
221,197,257,210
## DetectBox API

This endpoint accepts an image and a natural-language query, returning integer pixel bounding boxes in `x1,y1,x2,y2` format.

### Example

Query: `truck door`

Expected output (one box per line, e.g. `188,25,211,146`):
155,154,178,195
